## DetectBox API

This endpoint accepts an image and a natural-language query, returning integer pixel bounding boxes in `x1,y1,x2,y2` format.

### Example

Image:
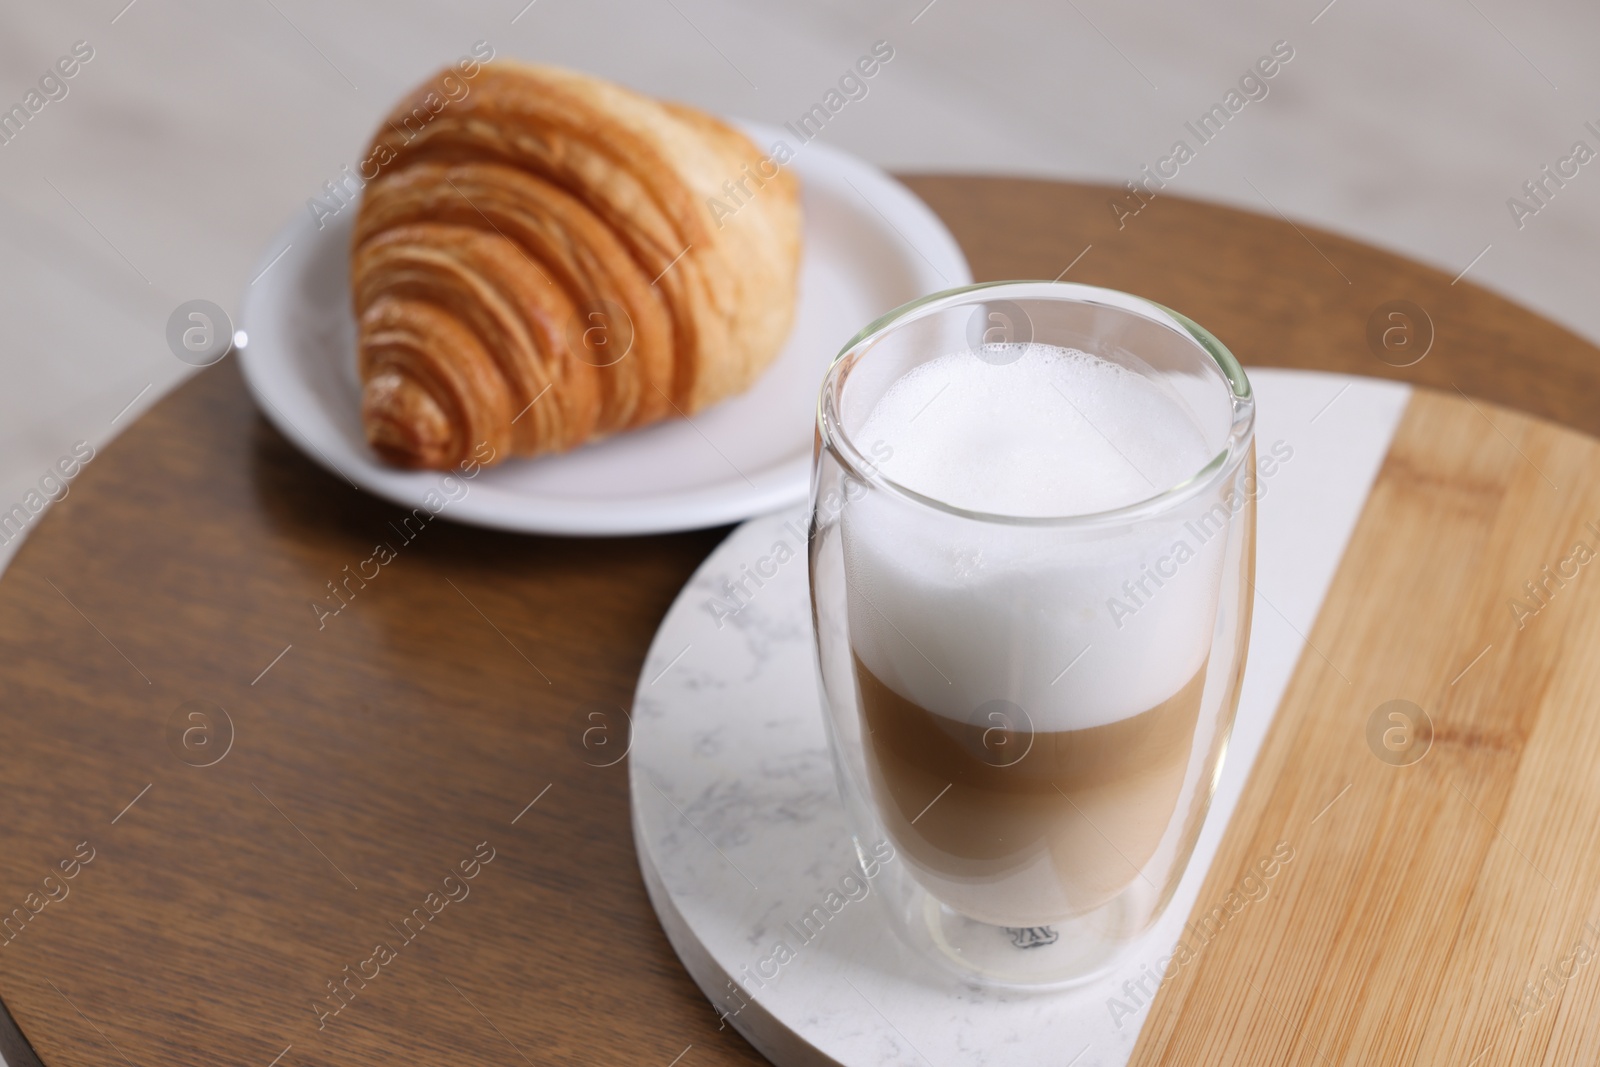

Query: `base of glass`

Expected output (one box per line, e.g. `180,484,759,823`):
890,881,1139,988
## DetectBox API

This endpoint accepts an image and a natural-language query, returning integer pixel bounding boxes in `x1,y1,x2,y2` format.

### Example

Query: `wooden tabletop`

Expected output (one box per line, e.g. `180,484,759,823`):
0,177,1598,1067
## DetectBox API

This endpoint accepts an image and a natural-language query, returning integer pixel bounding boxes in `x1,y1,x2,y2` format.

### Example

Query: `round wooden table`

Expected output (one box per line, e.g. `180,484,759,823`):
1,178,1597,1067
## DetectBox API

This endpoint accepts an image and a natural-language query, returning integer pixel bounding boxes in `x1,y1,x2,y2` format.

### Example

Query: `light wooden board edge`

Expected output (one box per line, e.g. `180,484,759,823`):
1129,387,1600,1065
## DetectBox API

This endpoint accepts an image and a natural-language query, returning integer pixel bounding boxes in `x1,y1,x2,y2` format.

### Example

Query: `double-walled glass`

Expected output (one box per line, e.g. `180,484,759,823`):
809,281,1256,985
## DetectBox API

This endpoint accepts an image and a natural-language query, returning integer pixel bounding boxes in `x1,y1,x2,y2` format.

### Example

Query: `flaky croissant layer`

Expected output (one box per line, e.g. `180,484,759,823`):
349,61,802,470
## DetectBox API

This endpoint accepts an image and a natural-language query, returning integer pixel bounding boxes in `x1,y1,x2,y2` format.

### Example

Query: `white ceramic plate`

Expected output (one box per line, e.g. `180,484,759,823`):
236,122,971,536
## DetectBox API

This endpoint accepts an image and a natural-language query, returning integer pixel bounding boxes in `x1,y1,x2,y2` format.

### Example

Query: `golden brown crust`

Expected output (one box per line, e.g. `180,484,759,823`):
350,62,802,469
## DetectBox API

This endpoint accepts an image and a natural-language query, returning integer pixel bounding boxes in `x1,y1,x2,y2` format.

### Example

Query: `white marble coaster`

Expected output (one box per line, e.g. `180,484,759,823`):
630,369,1411,1066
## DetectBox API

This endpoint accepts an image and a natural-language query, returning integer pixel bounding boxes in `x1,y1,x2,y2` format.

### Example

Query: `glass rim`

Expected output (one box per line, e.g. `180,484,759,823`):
817,280,1256,529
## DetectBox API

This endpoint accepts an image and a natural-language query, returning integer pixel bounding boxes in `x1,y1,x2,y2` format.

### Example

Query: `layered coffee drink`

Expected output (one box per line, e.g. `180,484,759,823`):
840,342,1224,928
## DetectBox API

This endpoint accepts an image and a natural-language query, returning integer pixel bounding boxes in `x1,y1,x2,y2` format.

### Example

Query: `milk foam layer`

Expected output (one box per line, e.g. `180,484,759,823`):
861,344,1210,516
842,343,1229,731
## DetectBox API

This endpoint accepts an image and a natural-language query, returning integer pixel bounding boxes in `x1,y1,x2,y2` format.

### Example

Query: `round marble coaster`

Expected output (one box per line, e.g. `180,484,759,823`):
630,369,1411,1066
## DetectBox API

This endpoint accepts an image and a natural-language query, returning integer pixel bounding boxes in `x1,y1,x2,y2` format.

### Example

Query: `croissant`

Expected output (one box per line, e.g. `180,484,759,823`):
350,62,802,469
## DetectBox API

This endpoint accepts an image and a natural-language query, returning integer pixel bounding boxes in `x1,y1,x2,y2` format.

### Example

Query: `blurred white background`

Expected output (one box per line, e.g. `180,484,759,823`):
1,0,1596,567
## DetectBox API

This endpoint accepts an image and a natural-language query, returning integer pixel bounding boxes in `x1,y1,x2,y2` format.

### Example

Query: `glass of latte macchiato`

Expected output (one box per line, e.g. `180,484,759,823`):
809,281,1256,985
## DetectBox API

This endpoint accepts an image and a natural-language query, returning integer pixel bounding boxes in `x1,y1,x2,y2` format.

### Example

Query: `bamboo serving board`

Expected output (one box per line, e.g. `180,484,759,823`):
1133,388,1600,1066
624,373,1600,1067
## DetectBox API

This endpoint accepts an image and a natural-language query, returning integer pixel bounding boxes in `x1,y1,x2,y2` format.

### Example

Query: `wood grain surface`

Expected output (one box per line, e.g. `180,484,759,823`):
1130,390,1600,1066
0,177,1597,1067
902,176,1600,439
